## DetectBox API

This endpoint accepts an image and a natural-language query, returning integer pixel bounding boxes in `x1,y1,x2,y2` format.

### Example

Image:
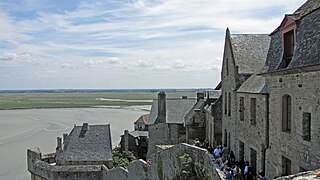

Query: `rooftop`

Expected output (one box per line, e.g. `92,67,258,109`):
57,123,112,163
237,73,267,94
129,130,148,138
229,33,270,74
134,114,149,124
148,98,196,124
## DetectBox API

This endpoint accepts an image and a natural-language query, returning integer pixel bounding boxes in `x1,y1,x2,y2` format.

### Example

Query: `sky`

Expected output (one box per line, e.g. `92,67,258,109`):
0,0,306,90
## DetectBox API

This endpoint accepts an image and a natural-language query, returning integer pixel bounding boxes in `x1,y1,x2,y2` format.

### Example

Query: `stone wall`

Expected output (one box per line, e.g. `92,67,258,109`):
235,92,268,174
265,71,320,178
28,143,221,180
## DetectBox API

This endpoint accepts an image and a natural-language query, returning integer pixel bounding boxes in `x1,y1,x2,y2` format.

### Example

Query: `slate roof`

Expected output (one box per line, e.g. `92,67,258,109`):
237,73,267,94
207,90,221,99
147,98,196,124
185,99,206,127
129,131,148,138
263,0,320,74
230,34,270,74
293,0,320,19
57,124,112,162
134,114,149,124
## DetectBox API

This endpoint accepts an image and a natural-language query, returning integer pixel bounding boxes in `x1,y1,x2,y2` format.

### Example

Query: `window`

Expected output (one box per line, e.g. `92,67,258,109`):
282,156,291,176
250,98,257,126
282,95,291,132
228,93,231,116
283,30,295,68
250,148,257,174
239,97,244,121
224,129,227,146
228,132,231,149
226,58,229,76
224,92,227,115
239,141,244,160
302,112,311,141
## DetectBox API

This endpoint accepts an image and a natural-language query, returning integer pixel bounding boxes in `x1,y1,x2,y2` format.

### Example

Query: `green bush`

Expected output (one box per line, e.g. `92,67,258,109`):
113,151,137,168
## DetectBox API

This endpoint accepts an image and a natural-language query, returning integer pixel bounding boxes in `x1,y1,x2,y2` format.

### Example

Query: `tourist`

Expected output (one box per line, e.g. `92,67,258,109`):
214,145,221,158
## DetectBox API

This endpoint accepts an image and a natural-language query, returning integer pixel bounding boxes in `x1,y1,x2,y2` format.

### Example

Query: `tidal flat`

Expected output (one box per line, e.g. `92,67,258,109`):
0,107,150,180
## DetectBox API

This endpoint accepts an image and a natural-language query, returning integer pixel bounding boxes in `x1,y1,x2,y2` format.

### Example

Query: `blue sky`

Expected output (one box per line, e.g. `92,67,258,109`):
0,0,306,89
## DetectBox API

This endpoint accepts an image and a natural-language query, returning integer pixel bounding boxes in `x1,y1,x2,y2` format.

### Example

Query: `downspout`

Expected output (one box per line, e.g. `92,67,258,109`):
262,94,270,173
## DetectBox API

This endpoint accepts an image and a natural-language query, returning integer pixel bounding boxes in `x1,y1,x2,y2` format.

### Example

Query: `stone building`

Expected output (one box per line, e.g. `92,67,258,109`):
220,28,271,175
184,92,206,143
134,114,149,131
204,90,222,147
120,130,148,159
147,92,196,156
27,123,113,180
259,0,320,178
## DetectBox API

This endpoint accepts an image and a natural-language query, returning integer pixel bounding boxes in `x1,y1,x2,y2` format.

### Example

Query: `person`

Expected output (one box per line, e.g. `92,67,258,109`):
228,150,235,165
244,166,254,180
244,161,250,175
233,164,241,180
194,138,201,147
214,145,221,158
225,166,233,180
258,171,266,180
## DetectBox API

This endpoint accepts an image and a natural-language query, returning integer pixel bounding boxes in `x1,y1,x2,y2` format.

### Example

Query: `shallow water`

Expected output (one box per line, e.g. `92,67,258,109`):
0,107,149,180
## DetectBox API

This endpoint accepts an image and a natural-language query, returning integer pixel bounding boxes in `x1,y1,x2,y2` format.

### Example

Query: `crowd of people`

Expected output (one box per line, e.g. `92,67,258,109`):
193,139,266,180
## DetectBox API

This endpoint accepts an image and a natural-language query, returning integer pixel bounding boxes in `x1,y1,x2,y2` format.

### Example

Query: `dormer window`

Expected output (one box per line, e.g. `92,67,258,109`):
283,30,295,67
278,16,296,69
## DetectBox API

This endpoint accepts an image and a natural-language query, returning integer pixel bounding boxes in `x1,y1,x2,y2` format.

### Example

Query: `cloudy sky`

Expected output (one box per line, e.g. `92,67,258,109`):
0,0,306,90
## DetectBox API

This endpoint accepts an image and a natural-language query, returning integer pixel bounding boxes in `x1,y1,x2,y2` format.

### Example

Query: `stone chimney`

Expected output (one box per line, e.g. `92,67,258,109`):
56,137,62,153
123,130,129,152
63,133,69,148
197,92,205,101
82,123,89,131
156,91,166,123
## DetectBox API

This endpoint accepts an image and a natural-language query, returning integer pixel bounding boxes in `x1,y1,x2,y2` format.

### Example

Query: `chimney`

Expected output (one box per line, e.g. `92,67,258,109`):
197,92,205,101
156,91,166,123
82,123,89,131
56,137,62,154
63,133,69,148
123,130,129,152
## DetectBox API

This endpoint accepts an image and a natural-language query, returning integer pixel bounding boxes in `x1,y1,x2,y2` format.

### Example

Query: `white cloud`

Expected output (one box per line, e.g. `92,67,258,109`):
0,53,17,61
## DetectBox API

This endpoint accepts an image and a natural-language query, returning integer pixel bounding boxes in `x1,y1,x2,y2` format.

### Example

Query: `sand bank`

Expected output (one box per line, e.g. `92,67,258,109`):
0,107,150,180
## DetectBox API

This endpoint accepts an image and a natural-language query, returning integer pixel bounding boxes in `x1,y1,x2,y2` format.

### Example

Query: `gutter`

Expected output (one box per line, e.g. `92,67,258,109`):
262,94,270,173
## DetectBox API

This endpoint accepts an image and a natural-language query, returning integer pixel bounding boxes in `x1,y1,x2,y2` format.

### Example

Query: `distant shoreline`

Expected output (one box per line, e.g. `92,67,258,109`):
0,105,152,111
0,88,212,94
0,90,198,110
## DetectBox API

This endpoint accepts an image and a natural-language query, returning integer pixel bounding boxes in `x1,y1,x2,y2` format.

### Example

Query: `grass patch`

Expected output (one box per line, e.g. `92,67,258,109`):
0,91,197,110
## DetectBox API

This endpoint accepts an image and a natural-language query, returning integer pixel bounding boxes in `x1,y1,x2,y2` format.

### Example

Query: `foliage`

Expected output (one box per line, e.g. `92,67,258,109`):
112,151,137,168
177,151,194,180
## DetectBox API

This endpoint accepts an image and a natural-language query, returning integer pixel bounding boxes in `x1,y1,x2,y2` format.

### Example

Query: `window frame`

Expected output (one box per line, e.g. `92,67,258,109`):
302,112,311,142
250,98,257,126
282,94,292,133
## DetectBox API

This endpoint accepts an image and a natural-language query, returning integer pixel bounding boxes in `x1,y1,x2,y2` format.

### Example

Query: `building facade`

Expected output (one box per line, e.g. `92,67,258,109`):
261,0,320,178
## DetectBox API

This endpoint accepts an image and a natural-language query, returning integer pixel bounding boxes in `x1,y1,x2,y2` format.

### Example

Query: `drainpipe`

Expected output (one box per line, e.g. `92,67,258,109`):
262,94,270,173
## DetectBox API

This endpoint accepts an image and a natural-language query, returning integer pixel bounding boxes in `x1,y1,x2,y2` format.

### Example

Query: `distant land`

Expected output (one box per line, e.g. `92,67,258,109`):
0,89,212,110
0,88,213,94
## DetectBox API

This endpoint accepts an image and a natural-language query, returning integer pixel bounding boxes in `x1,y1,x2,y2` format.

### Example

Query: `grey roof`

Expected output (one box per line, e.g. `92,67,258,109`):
293,0,320,19
148,98,196,124
237,73,267,94
264,2,320,73
57,124,112,162
207,90,221,99
129,131,148,138
134,114,149,124
185,99,206,127
230,34,270,74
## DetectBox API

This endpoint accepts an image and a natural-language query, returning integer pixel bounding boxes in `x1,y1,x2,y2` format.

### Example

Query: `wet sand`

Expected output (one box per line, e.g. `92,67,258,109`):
0,107,150,180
